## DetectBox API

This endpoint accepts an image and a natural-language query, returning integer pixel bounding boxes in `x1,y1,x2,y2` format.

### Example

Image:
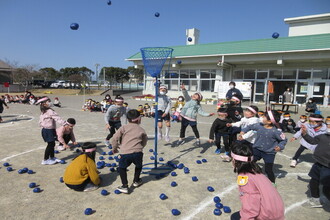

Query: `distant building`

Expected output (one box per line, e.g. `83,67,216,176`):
127,13,330,106
0,60,13,84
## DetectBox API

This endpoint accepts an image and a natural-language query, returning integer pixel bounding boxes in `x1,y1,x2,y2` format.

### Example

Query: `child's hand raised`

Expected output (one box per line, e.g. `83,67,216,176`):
180,83,185,90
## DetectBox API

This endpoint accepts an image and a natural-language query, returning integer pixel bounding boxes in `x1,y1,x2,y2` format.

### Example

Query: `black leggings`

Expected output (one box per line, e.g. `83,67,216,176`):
106,121,121,140
265,163,275,183
215,134,229,151
310,178,330,200
44,141,55,160
292,145,307,160
179,117,199,139
119,167,142,186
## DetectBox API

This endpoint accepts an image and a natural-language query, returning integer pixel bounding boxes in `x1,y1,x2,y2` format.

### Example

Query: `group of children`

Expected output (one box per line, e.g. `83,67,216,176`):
33,84,329,216
1,92,62,107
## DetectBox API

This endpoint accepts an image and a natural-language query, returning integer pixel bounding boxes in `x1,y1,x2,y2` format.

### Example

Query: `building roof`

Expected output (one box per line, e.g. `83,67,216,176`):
284,13,330,23
0,60,12,70
127,33,330,60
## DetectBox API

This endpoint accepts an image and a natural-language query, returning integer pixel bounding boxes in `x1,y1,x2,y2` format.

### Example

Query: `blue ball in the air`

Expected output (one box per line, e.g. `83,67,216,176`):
188,37,192,42
272,32,280,39
70,23,79,30
155,12,160,17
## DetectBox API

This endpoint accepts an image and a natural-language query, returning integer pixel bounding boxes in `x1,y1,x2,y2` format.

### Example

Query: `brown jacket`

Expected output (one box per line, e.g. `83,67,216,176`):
111,123,148,154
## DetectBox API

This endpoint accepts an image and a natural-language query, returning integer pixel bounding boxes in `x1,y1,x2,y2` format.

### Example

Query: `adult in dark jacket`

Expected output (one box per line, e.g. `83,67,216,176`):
301,123,330,207
226,82,243,102
305,98,317,114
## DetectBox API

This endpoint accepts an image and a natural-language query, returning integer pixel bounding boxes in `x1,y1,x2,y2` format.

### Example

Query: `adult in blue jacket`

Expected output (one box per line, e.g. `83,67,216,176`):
226,82,243,102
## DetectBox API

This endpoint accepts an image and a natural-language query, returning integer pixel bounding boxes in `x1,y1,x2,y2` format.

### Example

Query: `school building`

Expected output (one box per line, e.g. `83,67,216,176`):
127,13,330,106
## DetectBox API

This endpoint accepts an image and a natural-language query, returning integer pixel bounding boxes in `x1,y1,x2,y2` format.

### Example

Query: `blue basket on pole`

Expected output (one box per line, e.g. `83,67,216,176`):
140,47,174,175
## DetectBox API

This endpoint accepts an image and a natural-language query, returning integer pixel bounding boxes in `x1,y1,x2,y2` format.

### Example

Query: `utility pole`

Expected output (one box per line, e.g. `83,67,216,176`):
95,63,100,83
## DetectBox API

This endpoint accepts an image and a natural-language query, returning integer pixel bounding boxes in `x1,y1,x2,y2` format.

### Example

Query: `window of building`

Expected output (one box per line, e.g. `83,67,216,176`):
256,71,267,79
296,82,308,95
244,69,255,79
200,69,216,92
312,68,328,79
269,70,282,79
298,69,311,79
283,69,296,79
233,70,243,79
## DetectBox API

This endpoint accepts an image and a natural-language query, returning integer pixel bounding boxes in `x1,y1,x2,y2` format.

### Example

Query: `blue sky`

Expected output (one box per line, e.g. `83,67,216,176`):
0,0,329,73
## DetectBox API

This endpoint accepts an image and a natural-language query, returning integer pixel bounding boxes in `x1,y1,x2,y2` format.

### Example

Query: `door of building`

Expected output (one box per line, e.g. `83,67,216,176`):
309,81,329,106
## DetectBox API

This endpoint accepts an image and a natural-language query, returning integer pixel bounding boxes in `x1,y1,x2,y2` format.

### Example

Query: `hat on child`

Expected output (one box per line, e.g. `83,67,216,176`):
300,115,307,119
217,107,227,115
35,97,50,105
283,112,291,117
195,92,203,101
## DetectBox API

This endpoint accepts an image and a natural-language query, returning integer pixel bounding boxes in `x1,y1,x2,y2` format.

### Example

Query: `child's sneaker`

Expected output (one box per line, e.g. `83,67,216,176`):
290,159,297,168
83,183,99,192
104,140,110,146
57,145,65,151
51,157,62,163
41,160,48,165
195,140,200,147
164,135,170,143
215,149,221,154
116,185,129,194
133,179,143,187
309,197,323,208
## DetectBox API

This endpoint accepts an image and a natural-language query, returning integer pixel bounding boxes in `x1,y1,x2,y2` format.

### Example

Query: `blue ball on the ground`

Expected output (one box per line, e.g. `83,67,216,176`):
108,156,113,160
108,145,112,149
149,149,153,152
99,156,104,160
106,163,111,167
192,176,198,182
60,177,64,183
214,209,222,216
18,169,24,174
102,152,106,155
272,32,280,39
75,149,81,153
6,167,13,172
171,181,177,187
84,208,93,215
111,163,117,167
153,152,158,156
202,159,207,163
110,167,115,172
207,186,215,192
171,172,177,176
3,162,10,167
60,160,66,164
29,182,36,188
22,167,28,173
215,202,223,209
171,209,181,216
155,12,160,17
213,196,221,203
196,160,202,164
101,189,109,196
108,151,113,155
159,157,164,161
54,150,59,154
33,187,41,193
27,170,34,174
159,193,168,200
114,189,121,194
150,156,155,160
223,206,231,213
177,163,184,169
97,165,103,169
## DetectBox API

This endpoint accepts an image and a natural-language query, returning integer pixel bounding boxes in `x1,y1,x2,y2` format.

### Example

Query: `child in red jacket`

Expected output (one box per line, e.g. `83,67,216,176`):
230,143,285,220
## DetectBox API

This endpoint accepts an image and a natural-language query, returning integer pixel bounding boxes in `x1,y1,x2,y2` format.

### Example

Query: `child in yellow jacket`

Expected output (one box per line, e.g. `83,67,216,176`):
63,142,100,192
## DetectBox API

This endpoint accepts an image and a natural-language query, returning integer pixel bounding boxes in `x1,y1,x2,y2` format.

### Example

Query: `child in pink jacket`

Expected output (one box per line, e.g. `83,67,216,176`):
37,97,66,165
56,118,78,151
230,143,285,220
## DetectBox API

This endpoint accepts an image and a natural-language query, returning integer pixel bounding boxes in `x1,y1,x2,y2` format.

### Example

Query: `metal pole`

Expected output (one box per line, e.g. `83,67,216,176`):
95,64,100,83
154,78,159,168
103,68,106,90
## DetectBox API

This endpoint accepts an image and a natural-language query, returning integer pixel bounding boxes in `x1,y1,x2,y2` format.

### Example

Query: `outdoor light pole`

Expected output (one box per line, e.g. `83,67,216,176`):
95,63,100,83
